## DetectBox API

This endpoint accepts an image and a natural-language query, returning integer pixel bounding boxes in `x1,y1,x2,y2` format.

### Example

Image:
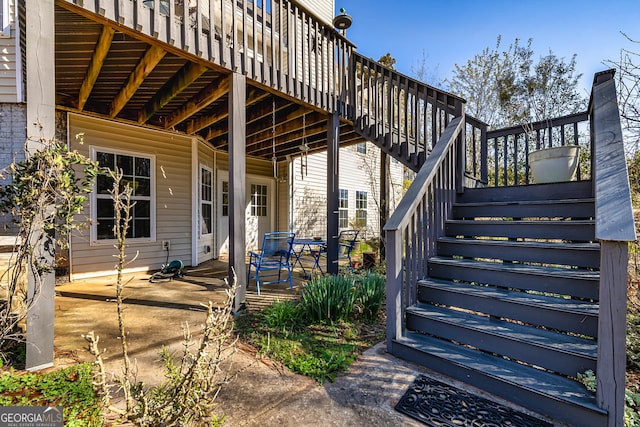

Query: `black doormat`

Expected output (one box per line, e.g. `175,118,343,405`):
395,375,553,426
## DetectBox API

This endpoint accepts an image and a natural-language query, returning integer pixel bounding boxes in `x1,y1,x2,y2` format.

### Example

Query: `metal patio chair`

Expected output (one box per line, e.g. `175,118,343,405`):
321,229,360,273
247,231,296,295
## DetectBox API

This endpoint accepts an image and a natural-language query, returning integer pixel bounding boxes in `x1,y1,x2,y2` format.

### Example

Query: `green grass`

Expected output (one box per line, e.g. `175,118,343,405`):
0,363,103,426
236,272,386,384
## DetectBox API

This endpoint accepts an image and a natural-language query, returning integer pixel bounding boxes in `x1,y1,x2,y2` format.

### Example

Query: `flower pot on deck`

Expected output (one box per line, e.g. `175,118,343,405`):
528,145,580,184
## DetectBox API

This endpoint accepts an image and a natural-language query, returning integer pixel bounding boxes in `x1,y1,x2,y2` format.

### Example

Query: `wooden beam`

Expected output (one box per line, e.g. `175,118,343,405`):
139,61,208,124
166,74,230,129
194,90,270,136
78,25,114,111
109,44,166,118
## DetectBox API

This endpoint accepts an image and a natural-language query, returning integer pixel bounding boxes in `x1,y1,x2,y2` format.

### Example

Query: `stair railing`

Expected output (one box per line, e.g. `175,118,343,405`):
384,116,465,348
350,53,465,171
590,69,636,427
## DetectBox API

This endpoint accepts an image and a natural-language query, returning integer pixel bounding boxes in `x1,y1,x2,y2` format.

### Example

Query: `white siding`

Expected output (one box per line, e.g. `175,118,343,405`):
290,141,405,242
68,114,194,279
295,0,333,27
0,0,18,103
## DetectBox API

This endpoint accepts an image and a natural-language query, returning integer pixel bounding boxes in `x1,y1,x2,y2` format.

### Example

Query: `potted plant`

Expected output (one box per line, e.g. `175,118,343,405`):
496,46,585,183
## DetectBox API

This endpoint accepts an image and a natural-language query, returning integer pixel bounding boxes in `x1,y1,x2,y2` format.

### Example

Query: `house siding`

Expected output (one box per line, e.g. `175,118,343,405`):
295,0,333,27
290,141,405,241
68,114,194,279
0,0,18,103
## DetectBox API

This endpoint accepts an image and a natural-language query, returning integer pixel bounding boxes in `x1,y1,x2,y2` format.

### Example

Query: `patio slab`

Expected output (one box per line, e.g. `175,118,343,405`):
51,259,554,426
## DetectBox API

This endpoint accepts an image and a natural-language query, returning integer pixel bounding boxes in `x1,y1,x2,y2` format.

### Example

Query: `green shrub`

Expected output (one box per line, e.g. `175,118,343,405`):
354,271,386,321
299,275,357,322
0,363,102,426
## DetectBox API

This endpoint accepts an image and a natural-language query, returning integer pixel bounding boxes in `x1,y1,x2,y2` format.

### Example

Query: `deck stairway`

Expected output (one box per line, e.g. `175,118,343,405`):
391,180,606,426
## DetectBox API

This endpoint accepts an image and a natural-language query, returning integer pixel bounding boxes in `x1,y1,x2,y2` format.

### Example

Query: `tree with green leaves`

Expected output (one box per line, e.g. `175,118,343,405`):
447,36,586,129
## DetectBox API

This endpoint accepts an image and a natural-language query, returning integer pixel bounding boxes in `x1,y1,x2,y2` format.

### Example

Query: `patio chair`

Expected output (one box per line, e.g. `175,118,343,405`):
247,231,296,295
321,229,359,272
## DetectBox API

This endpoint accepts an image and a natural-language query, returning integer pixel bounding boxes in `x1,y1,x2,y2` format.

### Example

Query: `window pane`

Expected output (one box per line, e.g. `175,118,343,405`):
134,200,151,217
202,204,212,234
97,219,115,239
97,199,114,219
135,157,151,177
97,152,114,169
222,181,229,217
135,177,151,196
97,174,114,194
133,219,150,238
117,155,133,175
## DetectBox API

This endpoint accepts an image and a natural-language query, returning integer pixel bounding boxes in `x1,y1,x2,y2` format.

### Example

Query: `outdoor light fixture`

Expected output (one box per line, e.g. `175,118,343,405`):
333,8,352,31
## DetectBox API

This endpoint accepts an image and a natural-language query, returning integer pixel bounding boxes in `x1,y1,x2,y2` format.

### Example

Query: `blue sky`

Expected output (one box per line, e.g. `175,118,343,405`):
334,0,640,94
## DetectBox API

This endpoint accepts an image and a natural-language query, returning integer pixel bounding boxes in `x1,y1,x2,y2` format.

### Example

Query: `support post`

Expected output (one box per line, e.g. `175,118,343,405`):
597,241,628,427
379,151,388,261
25,0,56,371
228,72,247,312
326,112,340,275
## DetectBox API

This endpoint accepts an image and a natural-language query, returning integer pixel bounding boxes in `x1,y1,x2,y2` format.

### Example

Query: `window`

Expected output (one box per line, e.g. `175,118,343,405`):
356,142,367,154
222,181,229,217
251,184,268,217
200,167,213,235
338,189,348,228
0,0,9,37
355,190,367,227
93,148,154,241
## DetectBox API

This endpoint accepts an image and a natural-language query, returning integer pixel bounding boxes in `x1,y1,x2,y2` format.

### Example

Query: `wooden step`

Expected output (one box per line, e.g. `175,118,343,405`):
428,256,600,300
458,180,593,203
392,331,607,427
437,237,600,268
405,303,597,377
452,198,595,219
417,279,599,337
445,219,595,241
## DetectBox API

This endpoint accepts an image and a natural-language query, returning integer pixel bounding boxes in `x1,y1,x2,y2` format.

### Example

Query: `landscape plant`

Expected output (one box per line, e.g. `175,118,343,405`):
237,272,386,384
0,137,98,364
0,363,103,426
84,169,239,426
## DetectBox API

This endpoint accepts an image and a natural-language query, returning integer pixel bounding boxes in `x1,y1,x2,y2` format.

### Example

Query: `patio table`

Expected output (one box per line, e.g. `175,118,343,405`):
292,238,326,278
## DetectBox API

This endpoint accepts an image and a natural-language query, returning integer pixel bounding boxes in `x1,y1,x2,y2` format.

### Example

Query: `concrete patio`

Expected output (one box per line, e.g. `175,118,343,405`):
51,258,556,426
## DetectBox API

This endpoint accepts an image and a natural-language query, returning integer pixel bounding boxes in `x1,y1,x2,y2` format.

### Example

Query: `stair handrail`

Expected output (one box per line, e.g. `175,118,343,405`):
350,52,465,171
591,69,636,242
384,116,465,348
590,69,635,427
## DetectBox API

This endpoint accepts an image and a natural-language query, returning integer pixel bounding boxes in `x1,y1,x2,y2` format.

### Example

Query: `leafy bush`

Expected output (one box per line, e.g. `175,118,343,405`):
0,363,102,426
354,271,386,322
299,275,357,322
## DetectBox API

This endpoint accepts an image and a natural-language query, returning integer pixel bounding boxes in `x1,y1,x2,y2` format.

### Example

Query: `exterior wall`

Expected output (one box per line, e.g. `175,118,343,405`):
67,114,194,279
290,141,406,242
296,0,334,27
0,0,19,103
0,103,25,234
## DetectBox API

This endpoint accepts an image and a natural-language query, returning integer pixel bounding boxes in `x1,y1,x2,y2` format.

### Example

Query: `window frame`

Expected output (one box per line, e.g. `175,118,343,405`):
90,146,156,245
0,0,10,38
200,165,213,237
356,142,367,154
355,190,368,227
338,188,349,229
250,183,268,217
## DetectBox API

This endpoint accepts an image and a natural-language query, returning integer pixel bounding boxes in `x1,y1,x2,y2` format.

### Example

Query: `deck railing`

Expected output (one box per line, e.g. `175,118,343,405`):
61,0,353,112
384,116,464,344
590,69,635,426
350,53,465,171
465,112,591,187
